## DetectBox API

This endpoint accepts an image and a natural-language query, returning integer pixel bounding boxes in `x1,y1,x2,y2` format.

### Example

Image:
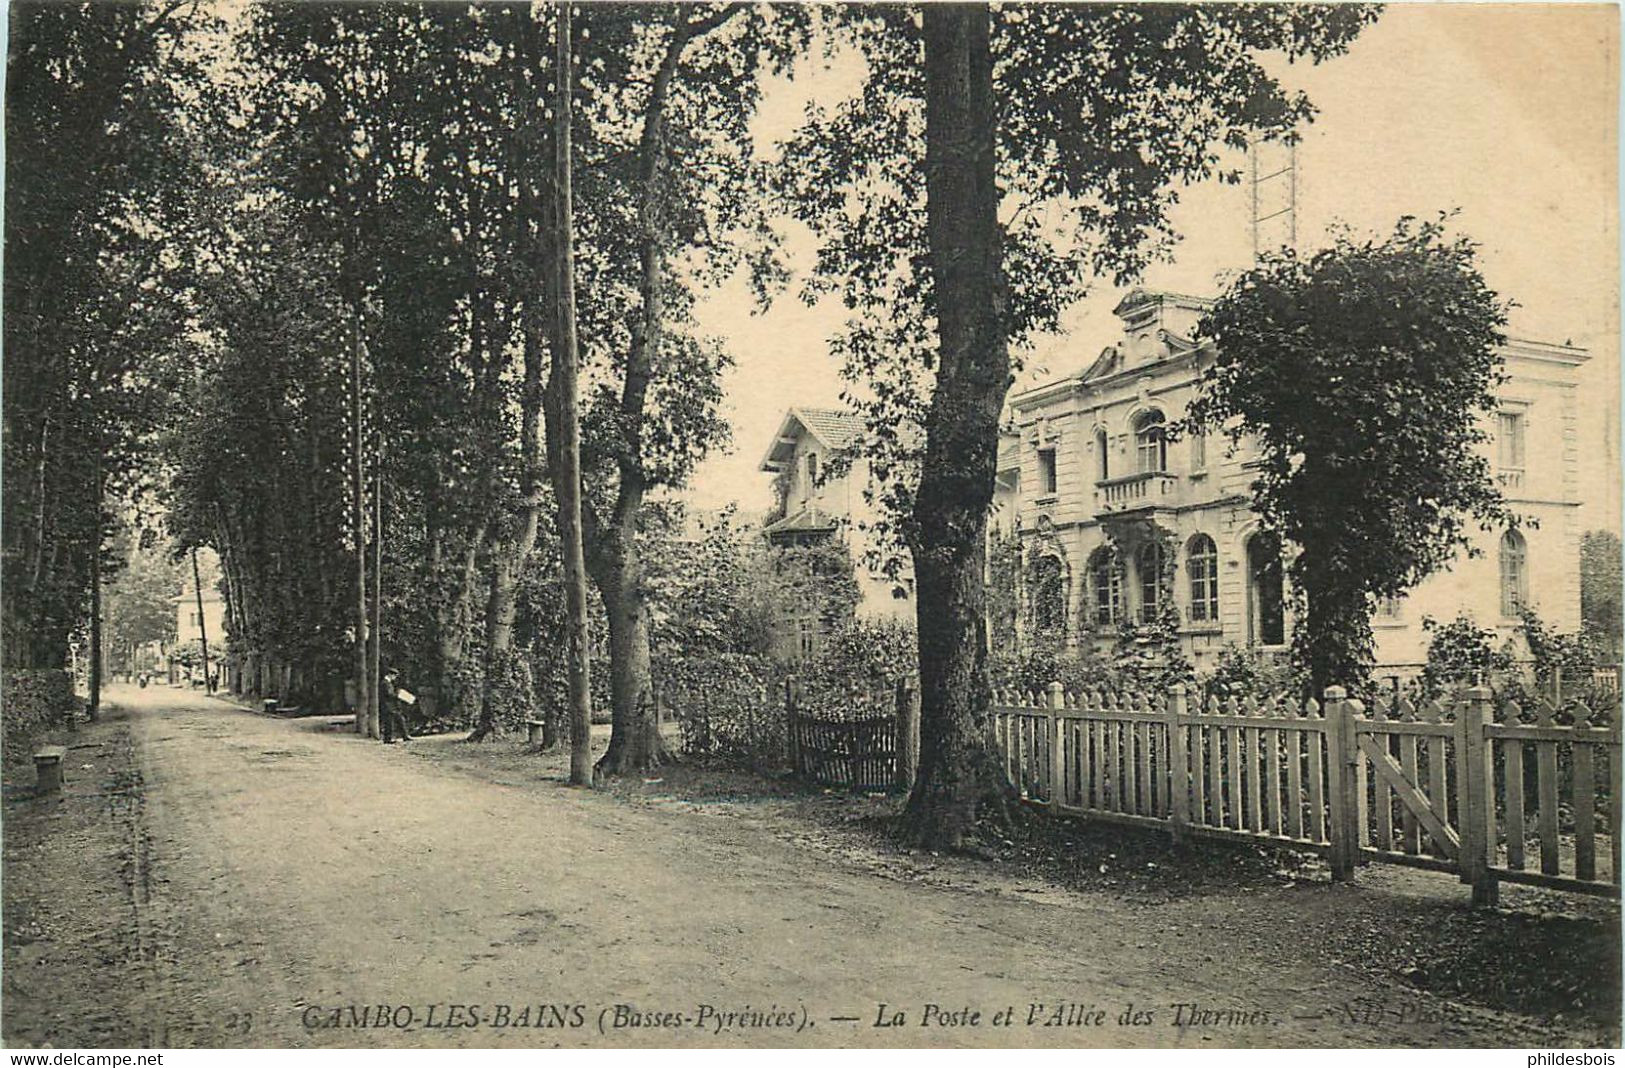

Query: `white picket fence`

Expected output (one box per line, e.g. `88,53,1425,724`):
992,682,1621,904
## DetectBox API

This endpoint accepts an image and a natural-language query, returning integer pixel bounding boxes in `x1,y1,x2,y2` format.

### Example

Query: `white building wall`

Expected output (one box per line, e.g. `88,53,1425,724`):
176,594,226,647
1010,296,1589,678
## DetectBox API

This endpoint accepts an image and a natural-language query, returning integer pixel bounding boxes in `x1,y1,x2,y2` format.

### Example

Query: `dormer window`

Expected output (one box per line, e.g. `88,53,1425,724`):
1134,411,1167,474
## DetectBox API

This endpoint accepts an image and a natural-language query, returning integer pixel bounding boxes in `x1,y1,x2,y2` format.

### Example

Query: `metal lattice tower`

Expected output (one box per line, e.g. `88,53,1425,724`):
1249,137,1298,258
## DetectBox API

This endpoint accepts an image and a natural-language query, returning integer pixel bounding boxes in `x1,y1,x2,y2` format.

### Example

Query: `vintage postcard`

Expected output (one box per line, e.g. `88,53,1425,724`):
2,0,1619,1055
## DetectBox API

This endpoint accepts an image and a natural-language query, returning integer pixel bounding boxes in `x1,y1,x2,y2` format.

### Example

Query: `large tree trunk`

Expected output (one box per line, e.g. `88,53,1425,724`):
470,550,532,741
1298,563,1374,699
585,8,714,778
552,1,595,787
590,527,668,776
900,3,1017,852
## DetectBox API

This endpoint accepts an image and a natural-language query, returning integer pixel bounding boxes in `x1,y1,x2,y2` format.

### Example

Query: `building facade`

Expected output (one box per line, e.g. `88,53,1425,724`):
758,406,1021,655
759,407,916,629
1008,288,1588,675
170,584,226,684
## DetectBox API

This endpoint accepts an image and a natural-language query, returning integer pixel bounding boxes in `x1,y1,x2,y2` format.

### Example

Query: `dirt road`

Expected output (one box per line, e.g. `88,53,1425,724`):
2,685,1608,1048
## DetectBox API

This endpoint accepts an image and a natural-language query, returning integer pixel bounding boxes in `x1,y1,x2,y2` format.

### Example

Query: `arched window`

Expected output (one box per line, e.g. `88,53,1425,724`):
1246,533,1285,646
805,451,818,489
1187,534,1219,622
1089,547,1120,626
1135,410,1167,474
1095,428,1109,482
1032,555,1066,635
1137,542,1164,622
1500,529,1528,617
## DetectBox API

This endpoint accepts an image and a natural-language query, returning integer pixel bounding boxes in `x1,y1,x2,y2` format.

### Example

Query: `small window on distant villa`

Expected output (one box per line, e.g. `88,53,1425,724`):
1089,547,1120,626
1134,411,1167,474
1500,529,1528,617
795,615,819,659
806,451,818,488
1190,428,1206,472
1375,594,1403,620
1137,542,1164,622
1038,446,1058,496
1187,534,1218,622
1095,429,1109,481
1497,411,1526,471
1032,555,1066,635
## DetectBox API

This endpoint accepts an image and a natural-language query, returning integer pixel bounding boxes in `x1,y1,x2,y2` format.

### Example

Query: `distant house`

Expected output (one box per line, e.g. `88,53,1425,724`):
170,585,225,684
1007,287,1589,675
175,588,226,646
758,405,1020,656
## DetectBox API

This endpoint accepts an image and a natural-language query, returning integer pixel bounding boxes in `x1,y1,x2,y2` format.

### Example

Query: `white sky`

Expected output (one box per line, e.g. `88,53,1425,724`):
684,3,1622,534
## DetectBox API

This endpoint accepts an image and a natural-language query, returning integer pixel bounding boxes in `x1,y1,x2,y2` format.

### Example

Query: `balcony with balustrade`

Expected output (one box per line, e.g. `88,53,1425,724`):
1094,470,1180,520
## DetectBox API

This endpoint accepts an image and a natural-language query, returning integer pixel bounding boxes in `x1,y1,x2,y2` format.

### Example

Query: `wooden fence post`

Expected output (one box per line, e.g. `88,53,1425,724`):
784,678,799,775
894,675,919,792
1048,681,1065,806
1167,682,1189,843
1324,686,1355,881
1458,685,1500,906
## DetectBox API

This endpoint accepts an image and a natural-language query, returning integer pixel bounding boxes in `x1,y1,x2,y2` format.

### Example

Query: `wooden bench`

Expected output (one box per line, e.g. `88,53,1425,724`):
33,745,66,794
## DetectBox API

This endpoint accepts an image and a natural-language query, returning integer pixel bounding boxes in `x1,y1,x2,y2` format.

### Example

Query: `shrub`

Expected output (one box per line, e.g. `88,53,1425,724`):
3,669,78,759
1200,644,1310,702
1520,607,1598,690
667,653,783,770
795,619,917,719
988,641,1127,698
1420,613,1516,697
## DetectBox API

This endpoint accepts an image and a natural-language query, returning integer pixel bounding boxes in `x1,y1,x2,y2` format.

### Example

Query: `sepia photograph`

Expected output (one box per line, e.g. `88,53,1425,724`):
1,0,1620,1054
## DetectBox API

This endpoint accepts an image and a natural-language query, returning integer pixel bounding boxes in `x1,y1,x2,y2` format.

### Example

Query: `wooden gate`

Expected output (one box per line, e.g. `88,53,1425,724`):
1344,689,1622,904
789,712,897,790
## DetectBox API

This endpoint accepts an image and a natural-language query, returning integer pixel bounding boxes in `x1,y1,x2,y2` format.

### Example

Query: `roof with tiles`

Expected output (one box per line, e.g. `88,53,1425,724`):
792,407,864,450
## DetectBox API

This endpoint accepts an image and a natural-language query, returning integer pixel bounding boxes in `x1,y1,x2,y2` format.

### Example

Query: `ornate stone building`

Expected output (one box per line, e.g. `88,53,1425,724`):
1009,288,1588,675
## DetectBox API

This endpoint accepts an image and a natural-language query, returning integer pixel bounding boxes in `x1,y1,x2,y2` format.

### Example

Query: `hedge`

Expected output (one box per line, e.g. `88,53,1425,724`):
4,668,77,759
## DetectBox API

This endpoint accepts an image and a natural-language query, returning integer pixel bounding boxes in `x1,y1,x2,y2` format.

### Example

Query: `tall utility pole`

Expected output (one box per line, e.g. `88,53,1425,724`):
555,1,595,786
350,319,373,737
192,547,212,694
88,445,103,719
370,442,383,723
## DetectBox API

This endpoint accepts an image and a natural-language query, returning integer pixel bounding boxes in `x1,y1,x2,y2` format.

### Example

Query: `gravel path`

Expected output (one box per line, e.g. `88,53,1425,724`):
2,684,1610,1048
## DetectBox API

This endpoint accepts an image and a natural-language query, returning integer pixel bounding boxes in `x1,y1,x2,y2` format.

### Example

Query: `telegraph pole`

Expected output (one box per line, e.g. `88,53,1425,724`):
351,318,373,737
370,439,383,726
192,547,212,694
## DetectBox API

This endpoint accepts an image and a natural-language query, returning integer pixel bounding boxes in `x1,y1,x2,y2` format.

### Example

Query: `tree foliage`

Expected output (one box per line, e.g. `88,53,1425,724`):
775,2,1374,848
1580,530,1622,660
4,0,213,670
103,541,183,667
1188,216,1514,693
774,2,1377,575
